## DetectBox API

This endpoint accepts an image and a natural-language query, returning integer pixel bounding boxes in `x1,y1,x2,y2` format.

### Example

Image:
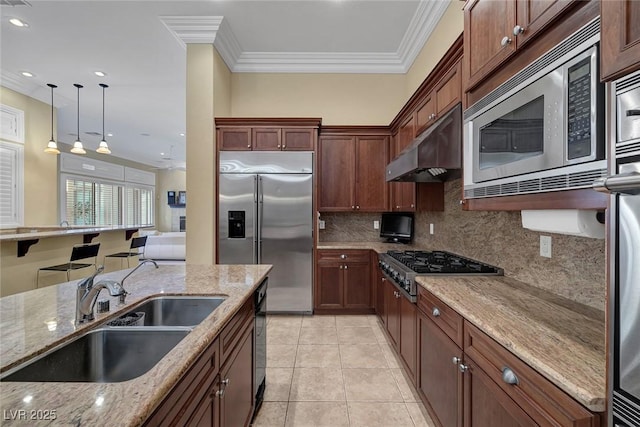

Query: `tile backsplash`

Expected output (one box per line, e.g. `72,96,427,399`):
319,179,606,311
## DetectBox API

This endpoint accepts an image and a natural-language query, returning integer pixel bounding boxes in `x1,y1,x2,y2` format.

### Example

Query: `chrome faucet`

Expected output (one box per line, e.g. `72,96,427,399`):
60,220,69,228
118,259,159,304
76,266,125,324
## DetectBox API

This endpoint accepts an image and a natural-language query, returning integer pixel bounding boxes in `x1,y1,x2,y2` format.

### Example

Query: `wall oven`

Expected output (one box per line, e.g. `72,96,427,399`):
593,70,640,427
464,17,607,199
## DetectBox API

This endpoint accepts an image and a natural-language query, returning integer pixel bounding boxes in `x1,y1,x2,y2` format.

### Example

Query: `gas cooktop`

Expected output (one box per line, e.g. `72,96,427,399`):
386,250,503,275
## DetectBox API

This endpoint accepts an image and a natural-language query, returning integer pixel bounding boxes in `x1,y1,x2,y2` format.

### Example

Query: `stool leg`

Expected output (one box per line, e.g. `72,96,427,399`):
66,270,70,282
36,270,40,288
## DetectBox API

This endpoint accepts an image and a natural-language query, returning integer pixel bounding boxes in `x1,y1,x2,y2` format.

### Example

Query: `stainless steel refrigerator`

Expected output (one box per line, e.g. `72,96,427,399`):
218,151,313,313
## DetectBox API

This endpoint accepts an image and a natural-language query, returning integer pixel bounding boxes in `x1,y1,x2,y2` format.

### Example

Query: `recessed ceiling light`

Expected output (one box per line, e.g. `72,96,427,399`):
160,152,165,156
20,71,34,77
179,133,185,137
107,133,113,137
94,71,107,77
9,18,28,27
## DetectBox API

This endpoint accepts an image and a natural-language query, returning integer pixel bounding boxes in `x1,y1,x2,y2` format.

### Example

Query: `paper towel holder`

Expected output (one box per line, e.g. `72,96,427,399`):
521,209,605,239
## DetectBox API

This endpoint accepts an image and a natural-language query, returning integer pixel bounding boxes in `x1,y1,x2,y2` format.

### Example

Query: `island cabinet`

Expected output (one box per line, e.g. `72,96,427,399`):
463,0,578,90
315,249,373,314
215,118,321,152
144,297,255,427
413,287,602,427
601,0,640,81
318,129,390,212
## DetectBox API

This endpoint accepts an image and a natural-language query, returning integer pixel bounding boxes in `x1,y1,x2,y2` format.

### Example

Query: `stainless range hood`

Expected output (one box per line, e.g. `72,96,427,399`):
386,103,462,182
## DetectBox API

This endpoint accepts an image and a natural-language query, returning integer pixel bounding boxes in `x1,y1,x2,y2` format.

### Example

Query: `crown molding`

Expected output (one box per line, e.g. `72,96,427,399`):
0,70,35,95
160,16,224,47
160,0,448,74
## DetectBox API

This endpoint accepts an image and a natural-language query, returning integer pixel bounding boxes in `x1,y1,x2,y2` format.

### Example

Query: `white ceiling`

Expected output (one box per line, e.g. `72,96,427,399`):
0,0,450,169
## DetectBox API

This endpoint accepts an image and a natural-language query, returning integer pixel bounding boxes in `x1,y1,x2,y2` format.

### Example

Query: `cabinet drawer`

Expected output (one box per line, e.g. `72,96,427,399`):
317,249,370,263
220,297,254,362
417,286,463,347
464,321,599,426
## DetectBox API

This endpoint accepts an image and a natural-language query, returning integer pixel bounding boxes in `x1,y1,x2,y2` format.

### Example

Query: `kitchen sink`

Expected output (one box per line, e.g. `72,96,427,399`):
110,296,227,327
0,328,189,382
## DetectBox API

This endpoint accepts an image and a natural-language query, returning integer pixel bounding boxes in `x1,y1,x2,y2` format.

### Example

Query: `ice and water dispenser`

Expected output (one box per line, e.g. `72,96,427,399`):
228,211,246,238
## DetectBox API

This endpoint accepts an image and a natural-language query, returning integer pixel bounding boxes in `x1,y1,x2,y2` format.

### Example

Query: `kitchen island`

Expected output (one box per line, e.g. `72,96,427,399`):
0,263,271,426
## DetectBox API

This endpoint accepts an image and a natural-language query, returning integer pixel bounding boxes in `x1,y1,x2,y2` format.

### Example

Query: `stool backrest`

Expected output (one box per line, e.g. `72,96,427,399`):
130,236,147,250
70,243,101,262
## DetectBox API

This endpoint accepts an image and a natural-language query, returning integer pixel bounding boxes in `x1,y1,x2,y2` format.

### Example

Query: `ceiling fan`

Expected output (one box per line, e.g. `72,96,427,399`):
152,145,186,171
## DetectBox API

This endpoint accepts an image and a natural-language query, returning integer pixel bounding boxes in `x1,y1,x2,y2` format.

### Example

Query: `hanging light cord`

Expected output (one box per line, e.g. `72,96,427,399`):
74,83,83,141
48,84,57,141
100,83,108,140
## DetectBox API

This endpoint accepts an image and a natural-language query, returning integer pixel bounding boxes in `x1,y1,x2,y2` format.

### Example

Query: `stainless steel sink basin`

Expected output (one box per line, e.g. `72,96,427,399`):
0,328,189,382
111,296,227,327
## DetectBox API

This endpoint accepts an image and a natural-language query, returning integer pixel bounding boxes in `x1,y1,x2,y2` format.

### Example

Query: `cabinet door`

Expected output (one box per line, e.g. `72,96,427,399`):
399,295,417,381
418,313,463,427
220,328,254,427
435,61,462,117
464,0,516,90
601,0,640,80
375,270,386,321
343,261,371,309
318,136,356,211
252,128,282,151
515,0,576,48
355,136,389,212
316,261,344,309
463,358,536,427
218,128,252,151
189,377,220,427
282,128,316,151
384,280,401,348
391,132,416,212
415,93,436,136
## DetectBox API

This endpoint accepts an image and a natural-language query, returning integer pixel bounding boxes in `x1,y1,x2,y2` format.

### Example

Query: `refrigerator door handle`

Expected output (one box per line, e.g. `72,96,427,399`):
593,172,640,195
257,175,263,263
253,175,258,264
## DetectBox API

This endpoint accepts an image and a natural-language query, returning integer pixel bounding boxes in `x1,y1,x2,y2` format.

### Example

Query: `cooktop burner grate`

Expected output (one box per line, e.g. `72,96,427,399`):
386,250,502,275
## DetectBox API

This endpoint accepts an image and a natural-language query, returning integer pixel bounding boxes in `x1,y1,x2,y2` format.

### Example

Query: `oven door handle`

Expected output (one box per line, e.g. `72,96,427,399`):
593,172,640,195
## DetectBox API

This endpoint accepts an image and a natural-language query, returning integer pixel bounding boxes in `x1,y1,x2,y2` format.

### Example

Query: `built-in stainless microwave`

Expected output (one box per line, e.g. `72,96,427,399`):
463,17,607,199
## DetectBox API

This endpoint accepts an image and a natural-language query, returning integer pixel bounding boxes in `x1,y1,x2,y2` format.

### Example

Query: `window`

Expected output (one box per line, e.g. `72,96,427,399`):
0,141,24,228
125,186,154,226
63,176,122,226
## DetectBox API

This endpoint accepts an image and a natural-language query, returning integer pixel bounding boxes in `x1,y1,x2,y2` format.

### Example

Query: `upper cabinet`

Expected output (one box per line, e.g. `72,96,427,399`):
216,118,321,151
416,61,462,135
601,0,640,81
318,129,390,212
464,0,577,91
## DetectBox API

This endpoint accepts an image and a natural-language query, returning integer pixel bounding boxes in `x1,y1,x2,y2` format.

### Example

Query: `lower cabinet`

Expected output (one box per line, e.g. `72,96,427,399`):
382,278,416,381
315,250,372,313
144,297,254,427
383,278,401,348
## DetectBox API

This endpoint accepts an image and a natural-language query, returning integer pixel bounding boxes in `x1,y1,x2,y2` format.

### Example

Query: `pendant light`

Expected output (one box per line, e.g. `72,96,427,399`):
70,83,86,154
96,83,111,154
44,83,60,154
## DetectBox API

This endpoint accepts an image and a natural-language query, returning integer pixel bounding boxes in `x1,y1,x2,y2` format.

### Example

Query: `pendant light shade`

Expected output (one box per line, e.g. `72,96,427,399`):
44,83,60,154
96,83,111,154
70,83,86,154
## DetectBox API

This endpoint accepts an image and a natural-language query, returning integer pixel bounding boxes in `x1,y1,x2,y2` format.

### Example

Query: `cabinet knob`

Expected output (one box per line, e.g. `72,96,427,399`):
452,356,461,365
277,144,281,148
459,199,465,205
396,205,400,209
340,254,347,259
501,36,512,47
283,145,286,149
432,307,441,317
513,25,524,36
501,366,519,385
410,204,414,208
247,144,251,148
458,363,469,373
340,265,344,269
352,205,355,210
344,265,348,270
356,205,360,210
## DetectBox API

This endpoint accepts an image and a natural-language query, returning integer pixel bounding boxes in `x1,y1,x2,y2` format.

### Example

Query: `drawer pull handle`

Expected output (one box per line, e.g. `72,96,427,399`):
501,367,519,385
432,307,441,317
627,109,640,117
458,363,468,373
452,356,461,365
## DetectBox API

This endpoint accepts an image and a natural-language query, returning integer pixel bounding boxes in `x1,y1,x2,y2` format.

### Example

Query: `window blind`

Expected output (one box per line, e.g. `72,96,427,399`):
0,142,22,227
63,177,122,226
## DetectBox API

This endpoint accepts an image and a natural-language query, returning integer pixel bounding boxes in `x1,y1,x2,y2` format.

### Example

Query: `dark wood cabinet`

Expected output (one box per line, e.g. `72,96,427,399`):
418,312,463,427
399,294,417,381
415,61,462,136
601,0,640,81
374,260,386,319
318,130,390,212
391,122,417,212
383,278,401,348
220,327,254,427
463,0,577,91
216,118,320,152
315,250,373,313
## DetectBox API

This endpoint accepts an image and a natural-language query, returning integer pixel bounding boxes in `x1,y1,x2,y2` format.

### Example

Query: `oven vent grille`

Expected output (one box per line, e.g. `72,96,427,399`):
613,393,640,427
464,17,600,121
464,168,607,198
617,141,640,157
616,70,640,93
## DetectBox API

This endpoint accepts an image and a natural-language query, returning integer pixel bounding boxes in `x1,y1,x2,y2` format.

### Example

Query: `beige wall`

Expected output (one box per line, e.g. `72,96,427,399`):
231,73,406,125
1,86,58,226
405,0,464,97
155,169,186,231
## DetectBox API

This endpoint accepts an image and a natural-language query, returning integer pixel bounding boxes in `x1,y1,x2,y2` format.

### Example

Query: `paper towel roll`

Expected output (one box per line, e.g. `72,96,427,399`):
521,209,605,239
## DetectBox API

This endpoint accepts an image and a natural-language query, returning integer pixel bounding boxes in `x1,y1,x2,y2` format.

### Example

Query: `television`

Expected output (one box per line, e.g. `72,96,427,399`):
380,212,414,243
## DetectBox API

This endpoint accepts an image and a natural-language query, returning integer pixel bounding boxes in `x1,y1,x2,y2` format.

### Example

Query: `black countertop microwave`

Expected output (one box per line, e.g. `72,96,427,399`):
463,17,607,199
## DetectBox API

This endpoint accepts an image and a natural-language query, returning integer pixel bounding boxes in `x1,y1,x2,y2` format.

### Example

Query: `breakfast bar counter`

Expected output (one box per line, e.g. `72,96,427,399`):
0,263,271,426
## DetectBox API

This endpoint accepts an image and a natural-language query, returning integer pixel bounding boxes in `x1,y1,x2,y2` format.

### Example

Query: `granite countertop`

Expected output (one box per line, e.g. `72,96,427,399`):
0,225,150,241
416,275,606,412
0,263,272,426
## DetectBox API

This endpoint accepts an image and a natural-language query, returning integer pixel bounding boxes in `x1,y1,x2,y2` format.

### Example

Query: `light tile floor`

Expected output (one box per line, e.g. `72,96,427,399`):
252,314,436,427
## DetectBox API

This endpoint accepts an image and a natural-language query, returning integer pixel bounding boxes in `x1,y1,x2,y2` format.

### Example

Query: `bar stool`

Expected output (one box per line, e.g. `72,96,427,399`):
36,242,101,286
104,236,147,268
